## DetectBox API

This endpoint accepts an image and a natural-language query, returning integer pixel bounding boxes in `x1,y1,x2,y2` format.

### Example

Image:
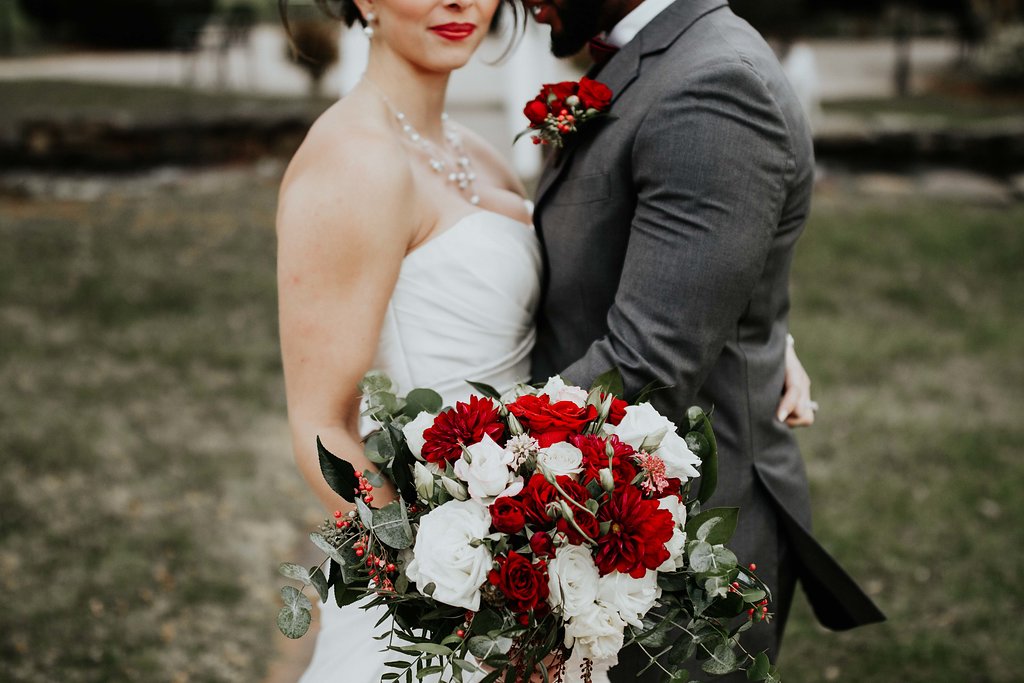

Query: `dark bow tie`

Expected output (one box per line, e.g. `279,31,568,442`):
587,36,620,67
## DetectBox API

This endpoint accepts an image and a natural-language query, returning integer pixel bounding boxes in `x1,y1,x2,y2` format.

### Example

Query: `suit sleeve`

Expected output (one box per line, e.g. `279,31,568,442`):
559,60,795,418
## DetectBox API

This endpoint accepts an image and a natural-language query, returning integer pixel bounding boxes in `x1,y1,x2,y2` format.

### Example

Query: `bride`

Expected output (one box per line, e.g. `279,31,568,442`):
275,0,816,681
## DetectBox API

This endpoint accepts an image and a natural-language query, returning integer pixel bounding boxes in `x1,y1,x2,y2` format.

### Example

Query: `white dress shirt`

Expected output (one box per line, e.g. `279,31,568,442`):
605,0,678,48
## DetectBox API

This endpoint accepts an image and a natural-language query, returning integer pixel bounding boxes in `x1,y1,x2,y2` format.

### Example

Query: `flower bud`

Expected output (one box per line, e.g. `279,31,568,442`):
566,95,580,108
413,462,435,500
507,412,525,437
441,476,469,501
599,467,615,492
558,500,576,522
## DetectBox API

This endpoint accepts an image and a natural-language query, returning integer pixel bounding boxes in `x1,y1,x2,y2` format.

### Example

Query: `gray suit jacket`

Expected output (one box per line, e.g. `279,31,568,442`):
532,0,883,634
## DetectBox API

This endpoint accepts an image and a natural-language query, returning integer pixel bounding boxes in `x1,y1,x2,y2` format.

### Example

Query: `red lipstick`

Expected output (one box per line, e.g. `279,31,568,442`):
430,22,477,41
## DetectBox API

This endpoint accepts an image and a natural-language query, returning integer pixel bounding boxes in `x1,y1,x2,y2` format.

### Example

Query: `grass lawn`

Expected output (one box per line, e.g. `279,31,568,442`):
0,172,1021,681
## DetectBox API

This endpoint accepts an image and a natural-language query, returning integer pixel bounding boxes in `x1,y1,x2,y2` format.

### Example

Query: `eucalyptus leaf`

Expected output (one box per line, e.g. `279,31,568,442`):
701,642,739,675
747,652,770,681
365,430,396,465
277,585,313,638
372,500,414,550
356,497,375,528
685,508,739,546
468,635,513,660
309,532,346,565
309,566,329,603
688,541,715,573
279,562,312,584
277,603,311,639
404,388,444,417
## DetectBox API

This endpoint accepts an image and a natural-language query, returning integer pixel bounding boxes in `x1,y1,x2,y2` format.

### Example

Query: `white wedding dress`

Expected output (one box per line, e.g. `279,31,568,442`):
299,210,611,683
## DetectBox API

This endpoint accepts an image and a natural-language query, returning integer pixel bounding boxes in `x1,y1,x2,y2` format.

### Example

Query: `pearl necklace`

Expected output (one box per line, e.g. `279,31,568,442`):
364,79,480,206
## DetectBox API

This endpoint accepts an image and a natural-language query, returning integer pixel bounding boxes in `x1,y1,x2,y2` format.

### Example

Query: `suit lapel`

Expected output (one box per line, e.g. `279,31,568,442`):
534,0,729,210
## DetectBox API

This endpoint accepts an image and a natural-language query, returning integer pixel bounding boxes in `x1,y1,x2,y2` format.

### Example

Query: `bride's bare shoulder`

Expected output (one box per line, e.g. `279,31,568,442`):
277,99,418,244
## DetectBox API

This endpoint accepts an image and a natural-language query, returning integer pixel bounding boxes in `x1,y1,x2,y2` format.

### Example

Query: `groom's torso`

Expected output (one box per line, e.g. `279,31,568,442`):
532,0,816,527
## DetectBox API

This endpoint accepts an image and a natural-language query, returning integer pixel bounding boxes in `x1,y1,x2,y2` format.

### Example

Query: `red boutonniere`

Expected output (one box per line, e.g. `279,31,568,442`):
516,77,613,148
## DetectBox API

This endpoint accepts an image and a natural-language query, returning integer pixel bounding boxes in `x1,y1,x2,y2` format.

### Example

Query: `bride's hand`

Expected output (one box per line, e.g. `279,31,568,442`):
777,335,817,427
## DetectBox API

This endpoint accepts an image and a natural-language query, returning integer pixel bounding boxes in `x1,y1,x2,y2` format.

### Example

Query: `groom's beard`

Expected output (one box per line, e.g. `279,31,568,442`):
548,0,605,58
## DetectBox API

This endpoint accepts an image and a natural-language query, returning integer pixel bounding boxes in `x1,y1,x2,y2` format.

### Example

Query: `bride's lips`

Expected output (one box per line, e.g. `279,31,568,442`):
429,22,477,41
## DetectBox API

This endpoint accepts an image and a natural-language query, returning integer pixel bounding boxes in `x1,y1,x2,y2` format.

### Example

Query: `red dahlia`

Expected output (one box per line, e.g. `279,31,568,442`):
571,434,638,489
421,396,505,465
596,485,674,578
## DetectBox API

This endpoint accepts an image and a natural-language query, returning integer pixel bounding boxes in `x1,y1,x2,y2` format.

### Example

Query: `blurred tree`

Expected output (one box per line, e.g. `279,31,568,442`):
15,0,216,49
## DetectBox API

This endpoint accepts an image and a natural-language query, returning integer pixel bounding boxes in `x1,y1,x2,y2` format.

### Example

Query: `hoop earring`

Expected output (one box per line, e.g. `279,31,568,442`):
363,12,376,39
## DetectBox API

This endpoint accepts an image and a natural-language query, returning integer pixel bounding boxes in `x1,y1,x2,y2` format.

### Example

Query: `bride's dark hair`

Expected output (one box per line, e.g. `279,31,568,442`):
278,0,525,60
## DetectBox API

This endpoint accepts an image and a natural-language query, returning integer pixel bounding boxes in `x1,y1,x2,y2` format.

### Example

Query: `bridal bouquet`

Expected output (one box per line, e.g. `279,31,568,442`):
278,371,781,683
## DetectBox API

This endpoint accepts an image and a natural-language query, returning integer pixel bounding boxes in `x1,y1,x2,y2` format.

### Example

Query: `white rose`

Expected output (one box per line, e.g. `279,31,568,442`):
547,545,600,618
453,434,514,500
404,499,492,611
402,411,437,460
656,431,701,480
657,496,688,572
597,571,661,628
610,403,675,451
539,376,589,407
536,442,584,479
564,601,627,661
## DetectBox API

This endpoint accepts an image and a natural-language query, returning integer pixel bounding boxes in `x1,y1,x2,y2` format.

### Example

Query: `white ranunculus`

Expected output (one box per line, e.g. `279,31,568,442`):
536,442,584,479
564,601,627,661
657,496,688,572
539,376,589,407
402,411,437,460
453,434,514,500
547,545,600,618
404,499,492,611
656,431,702,480
597,570,661,628
610,403,675,450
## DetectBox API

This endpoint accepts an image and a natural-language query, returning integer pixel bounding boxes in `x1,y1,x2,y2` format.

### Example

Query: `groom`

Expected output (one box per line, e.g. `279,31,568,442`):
526,0,885,679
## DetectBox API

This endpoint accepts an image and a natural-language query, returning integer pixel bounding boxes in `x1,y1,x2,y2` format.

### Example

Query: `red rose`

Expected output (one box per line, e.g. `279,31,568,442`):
571,434,637,488
577,77,613,110
517,473,558,529
595,486,675,578
507,394,597,448
529,531,555,558
421,396,505,465
487,551,550,615
524,99,550,127
603,394,629,426
557,507,600,545
540,81,578,111
490,496,527,534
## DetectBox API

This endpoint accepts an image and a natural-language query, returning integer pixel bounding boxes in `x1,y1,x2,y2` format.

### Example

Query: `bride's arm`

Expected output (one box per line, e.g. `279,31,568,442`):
276,130,417,514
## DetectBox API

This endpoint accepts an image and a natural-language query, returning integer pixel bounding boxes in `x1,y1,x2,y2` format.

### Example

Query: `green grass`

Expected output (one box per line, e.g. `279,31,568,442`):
780,192,1024,682
0,174,316,682
0,176,1021,681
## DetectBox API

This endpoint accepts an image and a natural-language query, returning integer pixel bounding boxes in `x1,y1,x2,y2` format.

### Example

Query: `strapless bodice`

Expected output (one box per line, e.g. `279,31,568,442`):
370,210,541,407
